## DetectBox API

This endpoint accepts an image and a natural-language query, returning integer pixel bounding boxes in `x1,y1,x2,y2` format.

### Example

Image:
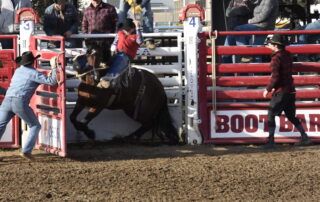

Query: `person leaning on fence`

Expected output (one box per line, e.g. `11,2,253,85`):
0,51,58,161
98,18,143,89
82,0,118,64
235,0,279,63
43,0,79,48
262,34,313,149
0,0,32,49
118,0,155,49
222,0,255,63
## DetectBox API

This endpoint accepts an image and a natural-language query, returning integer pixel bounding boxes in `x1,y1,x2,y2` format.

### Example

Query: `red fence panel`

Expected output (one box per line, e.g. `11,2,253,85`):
29,35,67,156
198,31,320,144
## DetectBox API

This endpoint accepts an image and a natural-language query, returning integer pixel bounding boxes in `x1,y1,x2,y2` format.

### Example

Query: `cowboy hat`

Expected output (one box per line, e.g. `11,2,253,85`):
266,34,288,46
15,51,40,66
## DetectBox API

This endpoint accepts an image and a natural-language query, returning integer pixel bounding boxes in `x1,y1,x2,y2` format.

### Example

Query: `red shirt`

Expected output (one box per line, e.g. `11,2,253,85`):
266,49,295,94
82,2,118,34
116,30,141,59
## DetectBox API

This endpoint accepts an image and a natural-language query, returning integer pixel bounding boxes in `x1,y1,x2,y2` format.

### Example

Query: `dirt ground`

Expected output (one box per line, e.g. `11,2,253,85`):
1,142,320,201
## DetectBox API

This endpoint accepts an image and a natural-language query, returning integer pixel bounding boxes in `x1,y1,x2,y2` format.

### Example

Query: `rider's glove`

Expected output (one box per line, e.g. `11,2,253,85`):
50,56,57,69
110,44,117,52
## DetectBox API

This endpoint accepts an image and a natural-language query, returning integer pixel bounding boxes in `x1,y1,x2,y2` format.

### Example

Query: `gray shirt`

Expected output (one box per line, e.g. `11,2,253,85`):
0,0,32,33
249,0,279,30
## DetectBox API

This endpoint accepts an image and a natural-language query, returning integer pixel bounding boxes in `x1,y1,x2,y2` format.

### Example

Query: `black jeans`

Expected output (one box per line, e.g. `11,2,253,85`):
268,91,301,128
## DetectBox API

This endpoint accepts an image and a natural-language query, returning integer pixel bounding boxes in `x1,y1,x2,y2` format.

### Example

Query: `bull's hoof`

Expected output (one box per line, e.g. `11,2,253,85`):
82,140,95,149
124,135,140,144
86,129,96,140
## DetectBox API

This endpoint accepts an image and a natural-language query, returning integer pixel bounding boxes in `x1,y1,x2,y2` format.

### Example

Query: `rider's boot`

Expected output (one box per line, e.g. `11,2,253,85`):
97,79,111,88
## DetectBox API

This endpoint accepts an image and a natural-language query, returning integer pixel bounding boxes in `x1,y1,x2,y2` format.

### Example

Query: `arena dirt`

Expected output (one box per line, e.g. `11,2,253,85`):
1,142,320,201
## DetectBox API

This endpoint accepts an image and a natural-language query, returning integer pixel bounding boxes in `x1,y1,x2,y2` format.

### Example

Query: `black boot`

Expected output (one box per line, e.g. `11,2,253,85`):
294,124,313,146
262,127,276,149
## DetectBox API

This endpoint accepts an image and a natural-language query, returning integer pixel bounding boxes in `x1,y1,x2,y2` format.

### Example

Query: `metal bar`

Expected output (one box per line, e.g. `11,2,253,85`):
211,44,320,55
206,75,320,87
208,63,320,73
205,30,320,36
213,102,320,109
206,89,320,100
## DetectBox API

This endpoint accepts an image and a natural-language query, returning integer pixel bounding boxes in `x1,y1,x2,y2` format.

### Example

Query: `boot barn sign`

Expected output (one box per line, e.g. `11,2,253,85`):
211,110,320,138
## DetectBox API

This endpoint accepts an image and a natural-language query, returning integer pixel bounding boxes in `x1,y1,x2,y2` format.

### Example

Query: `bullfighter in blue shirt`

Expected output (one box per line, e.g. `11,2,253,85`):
0,51,58,161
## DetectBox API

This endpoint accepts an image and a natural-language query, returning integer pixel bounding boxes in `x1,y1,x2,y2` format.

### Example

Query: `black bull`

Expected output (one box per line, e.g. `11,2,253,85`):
69,41,179,145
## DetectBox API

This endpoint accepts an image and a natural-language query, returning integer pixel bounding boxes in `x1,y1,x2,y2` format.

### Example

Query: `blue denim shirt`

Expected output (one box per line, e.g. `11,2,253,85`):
5,65,57,102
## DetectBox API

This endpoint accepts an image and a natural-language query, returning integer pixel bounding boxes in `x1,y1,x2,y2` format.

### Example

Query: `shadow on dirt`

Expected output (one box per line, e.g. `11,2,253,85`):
1,141,319,164
64,139,320,162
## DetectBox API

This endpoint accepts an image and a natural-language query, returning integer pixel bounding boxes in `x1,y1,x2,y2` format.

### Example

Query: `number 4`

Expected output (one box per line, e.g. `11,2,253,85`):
189,17,196,27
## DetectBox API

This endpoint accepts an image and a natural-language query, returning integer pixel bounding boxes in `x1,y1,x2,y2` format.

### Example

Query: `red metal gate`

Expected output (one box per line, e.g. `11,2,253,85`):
0,35,20,148
29,35,67,156
198,30,320,144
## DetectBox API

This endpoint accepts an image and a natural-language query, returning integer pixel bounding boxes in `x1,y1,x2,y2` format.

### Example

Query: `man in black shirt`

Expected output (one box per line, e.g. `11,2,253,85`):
43,0,79,48
263,34,313,149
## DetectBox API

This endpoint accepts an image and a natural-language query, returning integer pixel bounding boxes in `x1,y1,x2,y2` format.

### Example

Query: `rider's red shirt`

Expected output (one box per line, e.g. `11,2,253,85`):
116,30,140,59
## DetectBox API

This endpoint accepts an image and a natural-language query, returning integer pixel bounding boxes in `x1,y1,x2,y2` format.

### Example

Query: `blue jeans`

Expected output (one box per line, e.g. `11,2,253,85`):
118,1,153,33
298,20,320,61
101,52,130,81
234,24,267,63
222,24,267,63
0,97,41,154
222,35,237,63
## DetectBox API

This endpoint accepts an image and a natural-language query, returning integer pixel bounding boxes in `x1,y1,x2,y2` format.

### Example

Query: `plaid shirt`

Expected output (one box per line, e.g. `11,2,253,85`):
82,2,118,34
266,49,295,94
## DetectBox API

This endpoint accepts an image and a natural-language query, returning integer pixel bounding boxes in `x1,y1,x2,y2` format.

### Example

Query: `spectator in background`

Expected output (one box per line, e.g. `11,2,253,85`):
82,0,118,63
262,34,312,149
82,0,118,34
44,0,79,48
297,20,320,62
222,0,255,63
235,0,279,63
118,0,155,49
0,0,32,49
118,0,153,33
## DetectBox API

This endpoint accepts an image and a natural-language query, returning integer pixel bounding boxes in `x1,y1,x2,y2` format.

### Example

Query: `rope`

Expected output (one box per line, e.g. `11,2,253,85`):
209,30,218,130
75,65,108,78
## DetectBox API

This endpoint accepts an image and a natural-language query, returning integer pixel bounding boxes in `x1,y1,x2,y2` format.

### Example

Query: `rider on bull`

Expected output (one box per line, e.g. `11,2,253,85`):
98,18,143,88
